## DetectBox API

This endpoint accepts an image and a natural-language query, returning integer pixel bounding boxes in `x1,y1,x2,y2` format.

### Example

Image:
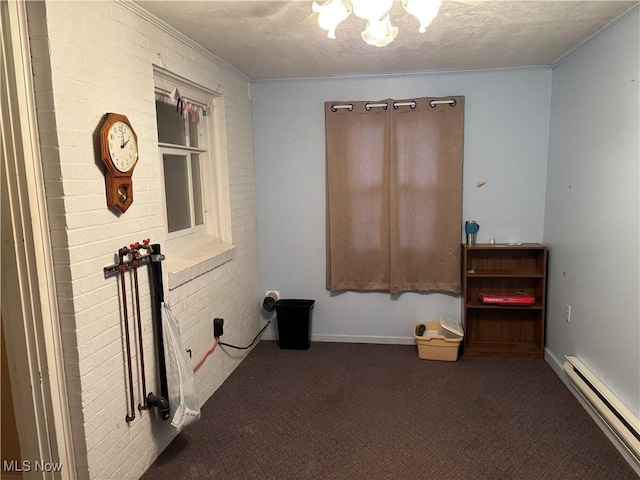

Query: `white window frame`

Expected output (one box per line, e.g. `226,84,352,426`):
156,101,208,240
153,67,229,245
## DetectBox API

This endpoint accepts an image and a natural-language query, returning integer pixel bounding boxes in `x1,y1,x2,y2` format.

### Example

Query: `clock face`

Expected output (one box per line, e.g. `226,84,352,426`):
107,121,138,173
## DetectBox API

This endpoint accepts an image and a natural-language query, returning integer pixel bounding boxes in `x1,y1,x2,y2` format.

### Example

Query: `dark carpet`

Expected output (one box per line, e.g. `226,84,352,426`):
141,341,637,480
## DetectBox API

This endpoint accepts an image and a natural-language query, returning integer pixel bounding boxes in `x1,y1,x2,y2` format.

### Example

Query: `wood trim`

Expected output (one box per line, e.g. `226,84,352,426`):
1,472,24,480
1,1,76,477
1,322,22,470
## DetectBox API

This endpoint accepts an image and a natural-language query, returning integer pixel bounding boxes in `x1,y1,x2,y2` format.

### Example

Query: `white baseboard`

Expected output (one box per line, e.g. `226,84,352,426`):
544,348,567,378
260,332,415,345
545,348,640,476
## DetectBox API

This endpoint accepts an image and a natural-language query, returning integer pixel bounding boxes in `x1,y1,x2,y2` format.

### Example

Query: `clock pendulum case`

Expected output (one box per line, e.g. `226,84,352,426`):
99,113,139,213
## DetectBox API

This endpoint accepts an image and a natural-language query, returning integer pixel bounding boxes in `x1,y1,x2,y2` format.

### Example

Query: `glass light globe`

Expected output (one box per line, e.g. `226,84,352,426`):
351,0,394,21
361,13,398,47
313,0,352,39
402,0,442,33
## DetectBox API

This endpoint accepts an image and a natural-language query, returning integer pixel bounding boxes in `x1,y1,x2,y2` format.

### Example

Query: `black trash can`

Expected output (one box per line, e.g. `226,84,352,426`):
274,299,315,350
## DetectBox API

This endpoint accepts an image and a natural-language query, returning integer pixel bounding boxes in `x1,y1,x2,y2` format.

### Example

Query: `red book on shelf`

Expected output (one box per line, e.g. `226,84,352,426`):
477,292,536,305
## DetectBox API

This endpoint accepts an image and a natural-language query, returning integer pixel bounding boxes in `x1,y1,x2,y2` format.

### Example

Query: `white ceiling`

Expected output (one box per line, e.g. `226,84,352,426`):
136,0,637,80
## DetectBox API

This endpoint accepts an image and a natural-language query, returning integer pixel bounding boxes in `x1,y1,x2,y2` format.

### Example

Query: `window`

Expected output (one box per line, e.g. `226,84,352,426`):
153,66,234,289
324,97,465,293
156,98,206,235
153,67,231,244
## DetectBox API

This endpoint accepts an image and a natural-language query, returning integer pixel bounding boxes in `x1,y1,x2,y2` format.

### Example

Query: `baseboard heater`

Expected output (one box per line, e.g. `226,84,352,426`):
563,356,640,463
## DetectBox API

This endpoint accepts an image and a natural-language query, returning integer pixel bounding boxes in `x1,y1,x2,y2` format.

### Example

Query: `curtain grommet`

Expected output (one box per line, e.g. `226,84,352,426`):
330,104,353,112
395,101,416,109
430,99,457,108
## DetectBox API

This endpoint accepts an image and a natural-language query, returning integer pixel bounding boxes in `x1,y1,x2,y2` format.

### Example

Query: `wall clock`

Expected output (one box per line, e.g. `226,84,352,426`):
99,113,139,213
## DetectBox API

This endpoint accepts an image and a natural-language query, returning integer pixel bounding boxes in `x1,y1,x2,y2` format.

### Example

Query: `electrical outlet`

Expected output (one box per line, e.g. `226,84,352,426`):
564,304,571,323
265,290,280,301
214,318,224,338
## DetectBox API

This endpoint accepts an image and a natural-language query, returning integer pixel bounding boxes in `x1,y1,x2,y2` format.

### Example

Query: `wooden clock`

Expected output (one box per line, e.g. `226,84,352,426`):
99,113,139,213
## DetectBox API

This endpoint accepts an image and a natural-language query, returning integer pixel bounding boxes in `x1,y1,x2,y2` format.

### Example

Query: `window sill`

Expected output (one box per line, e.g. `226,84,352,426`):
165,238,236,290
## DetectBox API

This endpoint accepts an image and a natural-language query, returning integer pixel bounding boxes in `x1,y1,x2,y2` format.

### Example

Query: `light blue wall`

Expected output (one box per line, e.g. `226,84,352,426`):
544,11,639,416
252,68,552,342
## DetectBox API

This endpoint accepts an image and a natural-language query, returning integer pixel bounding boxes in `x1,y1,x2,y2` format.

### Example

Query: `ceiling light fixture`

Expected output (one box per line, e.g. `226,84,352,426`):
311,0,443,46
312,0,351,39
362,13,398,47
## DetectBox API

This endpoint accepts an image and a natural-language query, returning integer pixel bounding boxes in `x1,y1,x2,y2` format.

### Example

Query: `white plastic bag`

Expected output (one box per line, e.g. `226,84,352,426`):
162,303,200,431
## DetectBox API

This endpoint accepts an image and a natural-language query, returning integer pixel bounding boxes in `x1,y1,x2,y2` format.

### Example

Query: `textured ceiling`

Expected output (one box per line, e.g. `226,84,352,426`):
136,1,638,80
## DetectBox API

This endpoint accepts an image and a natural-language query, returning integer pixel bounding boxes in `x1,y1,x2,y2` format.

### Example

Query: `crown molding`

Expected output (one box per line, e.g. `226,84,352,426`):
252,65,552,83
116,0,251,83
551,3,639,69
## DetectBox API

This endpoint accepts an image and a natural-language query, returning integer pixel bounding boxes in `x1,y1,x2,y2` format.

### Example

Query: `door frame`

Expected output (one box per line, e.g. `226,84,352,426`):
1,1,76,478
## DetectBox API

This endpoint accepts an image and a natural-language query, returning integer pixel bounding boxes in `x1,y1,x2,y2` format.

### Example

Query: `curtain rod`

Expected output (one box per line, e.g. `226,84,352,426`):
155,86,172,96
330,99,457,112
155,86,208,108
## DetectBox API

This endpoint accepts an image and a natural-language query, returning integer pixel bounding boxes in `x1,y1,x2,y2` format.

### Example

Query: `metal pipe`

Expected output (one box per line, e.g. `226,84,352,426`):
148,244,170,421
118,251,136,423
329,99,457,111
146,393,170,419
132,260,148,411
393,101,416,108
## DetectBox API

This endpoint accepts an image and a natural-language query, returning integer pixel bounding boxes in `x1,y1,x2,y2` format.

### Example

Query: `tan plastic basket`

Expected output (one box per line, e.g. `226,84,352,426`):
413,319,463,362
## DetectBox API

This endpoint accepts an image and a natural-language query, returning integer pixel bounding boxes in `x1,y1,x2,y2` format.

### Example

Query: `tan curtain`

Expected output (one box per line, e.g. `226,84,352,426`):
325,96,464,294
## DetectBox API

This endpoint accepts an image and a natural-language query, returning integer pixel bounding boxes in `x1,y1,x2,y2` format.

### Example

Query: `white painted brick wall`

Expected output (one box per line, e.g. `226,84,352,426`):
28,1,260,479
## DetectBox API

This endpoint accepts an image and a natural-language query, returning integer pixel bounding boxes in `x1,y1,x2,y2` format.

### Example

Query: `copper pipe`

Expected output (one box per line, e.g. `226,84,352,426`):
119,260,136,423
132,261,148,410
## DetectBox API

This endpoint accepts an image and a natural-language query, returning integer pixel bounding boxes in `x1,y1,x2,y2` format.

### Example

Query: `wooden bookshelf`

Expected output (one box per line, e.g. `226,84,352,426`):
461,243,548,358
